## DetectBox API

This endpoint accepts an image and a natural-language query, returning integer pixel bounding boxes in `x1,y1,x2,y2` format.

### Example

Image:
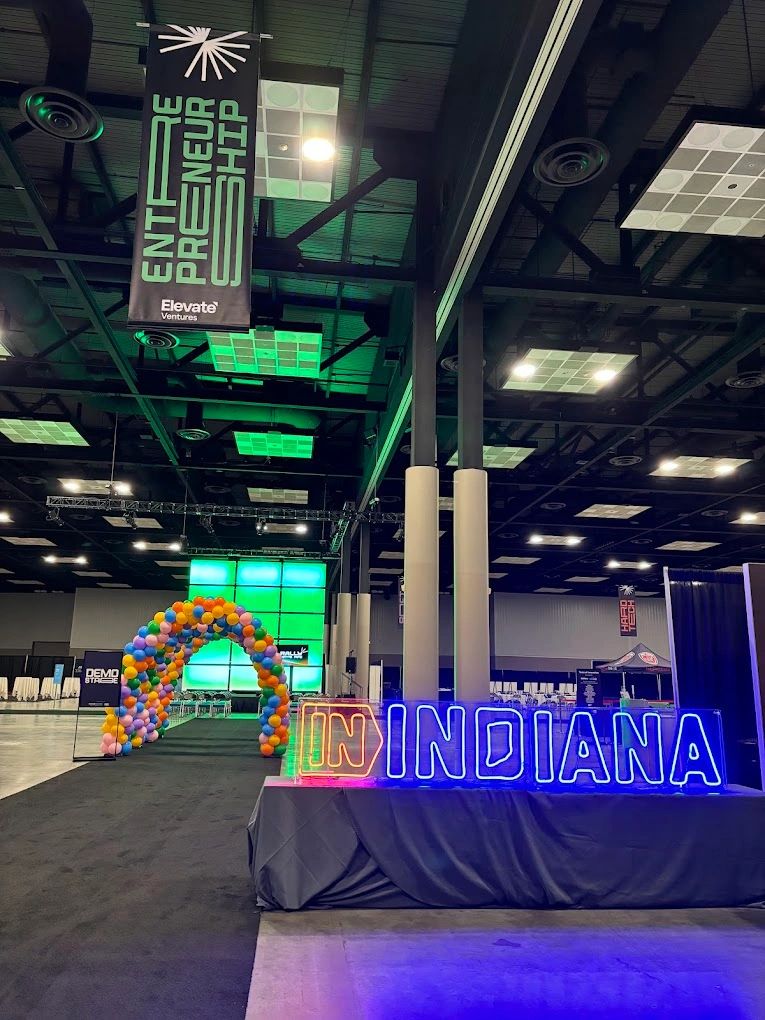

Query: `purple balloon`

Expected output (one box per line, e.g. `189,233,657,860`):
265,645,277,658
121,685,131,698
133,636,147,650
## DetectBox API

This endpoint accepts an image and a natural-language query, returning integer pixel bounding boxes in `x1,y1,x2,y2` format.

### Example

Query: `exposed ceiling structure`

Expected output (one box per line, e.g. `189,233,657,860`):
0,0,765,598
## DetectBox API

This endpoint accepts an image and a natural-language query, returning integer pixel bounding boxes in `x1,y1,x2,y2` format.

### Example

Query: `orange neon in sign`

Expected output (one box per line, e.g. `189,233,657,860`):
298,701,383,779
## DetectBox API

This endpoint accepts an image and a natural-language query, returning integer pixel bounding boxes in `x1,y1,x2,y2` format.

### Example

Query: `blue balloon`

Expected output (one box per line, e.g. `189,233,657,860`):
137,671,148,681
261,657,273,670
133,649,146,662
253,618,262,630
138,626,149,638
124,643,135,654
262,724,274,736
121,741,132,754
254,652,264,663
192,605,204,619
232,624,243,636
268,696,280,708
118,706,127,717
165,609,176,622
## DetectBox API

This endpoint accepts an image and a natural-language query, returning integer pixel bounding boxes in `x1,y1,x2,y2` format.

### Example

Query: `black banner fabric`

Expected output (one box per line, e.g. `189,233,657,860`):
79,650,123,709
129,25,259,331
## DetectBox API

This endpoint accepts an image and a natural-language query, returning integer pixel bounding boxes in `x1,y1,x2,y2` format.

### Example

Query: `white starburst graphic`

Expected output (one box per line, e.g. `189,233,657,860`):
157,26,250,82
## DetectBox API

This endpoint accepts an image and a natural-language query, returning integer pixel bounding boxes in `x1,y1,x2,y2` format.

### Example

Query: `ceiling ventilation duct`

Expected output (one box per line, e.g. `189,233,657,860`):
1,0,103,142
134,329,180,350
533,137,609,187
176,405,211,443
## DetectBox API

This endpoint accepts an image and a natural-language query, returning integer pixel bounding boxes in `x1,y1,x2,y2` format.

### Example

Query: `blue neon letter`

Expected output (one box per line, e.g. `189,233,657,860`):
613,711,664,786
533,710,555,783
669,712,723,788
558,711,611,785
414,704,466,781
386,703,407,779
475,707,524,782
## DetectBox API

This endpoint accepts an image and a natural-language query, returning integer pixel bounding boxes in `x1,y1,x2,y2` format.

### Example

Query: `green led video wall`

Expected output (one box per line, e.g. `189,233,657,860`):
185,558,326,693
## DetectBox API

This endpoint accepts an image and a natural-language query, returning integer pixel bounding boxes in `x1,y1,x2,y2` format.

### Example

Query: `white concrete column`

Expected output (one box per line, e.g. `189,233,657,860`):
327,596,339,696
355,592,371,698
336,592,353,697
403,464,439,699
454,467,490,701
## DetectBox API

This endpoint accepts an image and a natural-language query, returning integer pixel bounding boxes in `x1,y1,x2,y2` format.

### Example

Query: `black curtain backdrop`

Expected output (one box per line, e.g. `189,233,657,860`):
667,569,760,787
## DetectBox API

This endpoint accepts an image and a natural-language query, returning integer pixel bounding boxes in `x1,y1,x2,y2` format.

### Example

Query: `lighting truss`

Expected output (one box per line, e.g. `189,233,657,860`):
234,430,314,458
503,349,635,394
255,79,339,202
46,496,404,524
621,120,765,238
186,546,322,559
209,326,323,378
0,418,89,445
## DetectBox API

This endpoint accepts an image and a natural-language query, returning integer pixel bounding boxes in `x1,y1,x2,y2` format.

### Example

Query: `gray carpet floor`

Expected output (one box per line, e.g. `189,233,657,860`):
0,719,278,1020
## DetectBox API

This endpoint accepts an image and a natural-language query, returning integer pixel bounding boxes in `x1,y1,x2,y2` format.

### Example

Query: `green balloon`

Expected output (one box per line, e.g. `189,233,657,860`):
255,627,266,640
127,677,140,690
147,621,161,635
273,744,287,756
272,664,283,676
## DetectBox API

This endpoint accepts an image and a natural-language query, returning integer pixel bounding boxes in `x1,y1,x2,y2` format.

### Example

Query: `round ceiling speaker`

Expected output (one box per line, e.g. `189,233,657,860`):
204,484,229,494
19,475,45,485
533,138,610,187
725,370,765,389
20,87,103,143
701,509,728,518
540,501,566,511
176,426,211,442
609,454,643,467
440,355,459,374
134,329,179,350
176,404,211,442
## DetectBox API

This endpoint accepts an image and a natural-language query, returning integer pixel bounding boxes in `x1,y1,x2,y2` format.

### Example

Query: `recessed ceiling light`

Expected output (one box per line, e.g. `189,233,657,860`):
608,558,656,569
43,554,57,563
295,523,308,535
492,555,540,565
103,516,161,529
2,536,55,546
0,511,11,523
529,534,543,545
379,550,405,560
247,487,309,505
620,119,765,239
488,571,507,579
503,349,635,394
607,559,621,568
566,536,582,547
535,587,571,594
657,540,720,551
0,419,88,446
133,541,147,550
651,455,750,478
59,478,132,496
74,570,111,577
512,361,537,379
446,445,535,469
168,541,182,552
302,137,335,161
637,560,653,570
577,503,650,520
527,534,582,547
592,367,617,383
566,576,608,583
735,511,764,524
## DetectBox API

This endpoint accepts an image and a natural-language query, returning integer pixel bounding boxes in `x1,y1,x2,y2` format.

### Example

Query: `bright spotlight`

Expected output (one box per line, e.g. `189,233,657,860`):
302,137,335,161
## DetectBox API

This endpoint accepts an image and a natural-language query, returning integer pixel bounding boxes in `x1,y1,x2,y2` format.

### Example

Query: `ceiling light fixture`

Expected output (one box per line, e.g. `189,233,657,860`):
607,559,621,568
512,361,537,379
295,523,308,535
738,511,759,523
637,560,653,570
714,462,737,476
566,536,582,546
302,137,335,162
133,540,147,551
0,511,11,523
43,554,57,563
528,534,544,545
592,367,617,383
659,459,679,472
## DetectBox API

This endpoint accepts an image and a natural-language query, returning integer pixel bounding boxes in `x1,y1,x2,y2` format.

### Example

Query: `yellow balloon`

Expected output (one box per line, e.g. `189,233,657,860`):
201,612,214,625
223,601,235,614
131,736,143,748
124,666,137,680
268,713,281,727
275,684,287,698
154,611,165,625
122,655,135,668
268,734,280,747
118,733,128,744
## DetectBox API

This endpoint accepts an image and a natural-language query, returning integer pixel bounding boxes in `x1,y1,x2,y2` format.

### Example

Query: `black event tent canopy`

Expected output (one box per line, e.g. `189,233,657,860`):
598,643,672,673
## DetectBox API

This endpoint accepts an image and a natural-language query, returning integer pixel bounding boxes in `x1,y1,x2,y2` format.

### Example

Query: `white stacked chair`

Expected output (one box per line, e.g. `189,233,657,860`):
39,677,56,700
0,676,8,700
12,676,40,702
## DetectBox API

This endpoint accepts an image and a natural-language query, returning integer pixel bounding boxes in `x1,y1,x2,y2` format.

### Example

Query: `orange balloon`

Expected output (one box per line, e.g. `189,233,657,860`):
204,598,215,611
242,625,255,638
223,601,235,614
276,725,287,738
214,596,225,606
264,634,274,646
193,595,205,606
160,696,170,707
125,696,137,709
261,744,274,756
278,705,289,717
172,601,184,613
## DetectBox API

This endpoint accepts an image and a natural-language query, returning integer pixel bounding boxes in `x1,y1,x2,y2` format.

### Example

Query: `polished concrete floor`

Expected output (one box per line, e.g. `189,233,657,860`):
248,907,765,1019
0,704,190,800
0,705,91,799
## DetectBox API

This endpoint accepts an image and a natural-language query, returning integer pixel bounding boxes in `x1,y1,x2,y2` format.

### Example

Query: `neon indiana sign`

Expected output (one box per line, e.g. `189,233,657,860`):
298,701,726,793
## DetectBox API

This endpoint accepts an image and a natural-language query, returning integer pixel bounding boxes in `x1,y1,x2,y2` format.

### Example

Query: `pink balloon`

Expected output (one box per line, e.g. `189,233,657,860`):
145,634,158,647
159,621,171,634
122,714,133,727
243,636,255,649
258,733,268,744
240,612,253,626
197,623,208,633
273,653,282,665
147,731,159,742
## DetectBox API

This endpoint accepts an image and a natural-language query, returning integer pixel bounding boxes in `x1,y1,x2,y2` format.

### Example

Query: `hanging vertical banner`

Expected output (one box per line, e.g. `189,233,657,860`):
617,584,638,637
129,25,259,331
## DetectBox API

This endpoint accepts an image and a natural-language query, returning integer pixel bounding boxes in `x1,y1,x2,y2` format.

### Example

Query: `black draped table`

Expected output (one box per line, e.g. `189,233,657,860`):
247,778,765,911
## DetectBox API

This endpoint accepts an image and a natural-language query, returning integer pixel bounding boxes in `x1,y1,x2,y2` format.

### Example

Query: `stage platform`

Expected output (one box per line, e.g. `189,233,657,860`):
248,778,765,911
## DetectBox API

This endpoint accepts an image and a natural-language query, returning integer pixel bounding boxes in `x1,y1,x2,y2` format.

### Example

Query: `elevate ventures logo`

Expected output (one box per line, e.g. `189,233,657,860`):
160,298,219,322
85,668,120,684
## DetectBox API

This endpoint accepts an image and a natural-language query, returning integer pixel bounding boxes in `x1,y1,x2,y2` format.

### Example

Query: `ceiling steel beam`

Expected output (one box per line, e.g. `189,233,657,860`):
484,0,733,371
284,167,388,247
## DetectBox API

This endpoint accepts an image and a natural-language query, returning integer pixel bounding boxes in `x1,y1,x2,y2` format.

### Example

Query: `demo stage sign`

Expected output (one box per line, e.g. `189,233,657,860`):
79,650,122,709
279,644,310,667
129,25,259,331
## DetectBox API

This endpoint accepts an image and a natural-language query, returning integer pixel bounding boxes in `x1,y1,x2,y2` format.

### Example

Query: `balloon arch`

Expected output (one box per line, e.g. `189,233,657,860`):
100,596,289,759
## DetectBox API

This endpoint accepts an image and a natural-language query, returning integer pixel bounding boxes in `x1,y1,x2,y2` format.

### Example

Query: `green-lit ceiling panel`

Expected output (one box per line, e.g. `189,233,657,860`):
234,430,314,458
209,328,323,378
283,560,326,587
0,418,89,446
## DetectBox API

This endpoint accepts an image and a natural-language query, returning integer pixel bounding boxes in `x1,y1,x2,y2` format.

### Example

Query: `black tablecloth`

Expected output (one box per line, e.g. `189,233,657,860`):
248,781,765,910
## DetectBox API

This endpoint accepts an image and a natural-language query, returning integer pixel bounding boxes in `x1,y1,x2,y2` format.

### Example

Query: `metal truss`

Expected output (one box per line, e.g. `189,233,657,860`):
186,546,334,559
45,496,404,524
